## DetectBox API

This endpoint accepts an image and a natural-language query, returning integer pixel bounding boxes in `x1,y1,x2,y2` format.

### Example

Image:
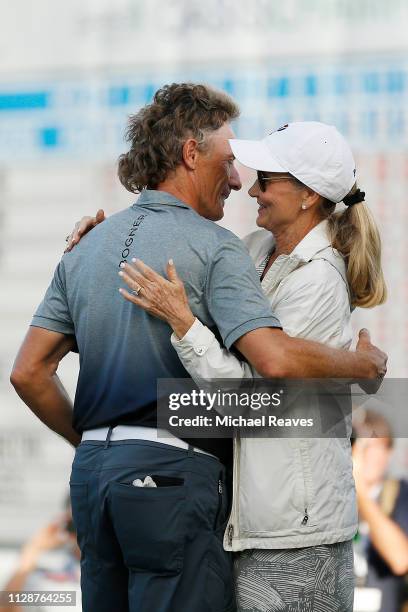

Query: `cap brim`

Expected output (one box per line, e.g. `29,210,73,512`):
229,138,287,173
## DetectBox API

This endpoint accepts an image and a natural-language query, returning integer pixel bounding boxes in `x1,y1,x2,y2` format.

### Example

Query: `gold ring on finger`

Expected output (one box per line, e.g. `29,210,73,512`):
132,284,143,296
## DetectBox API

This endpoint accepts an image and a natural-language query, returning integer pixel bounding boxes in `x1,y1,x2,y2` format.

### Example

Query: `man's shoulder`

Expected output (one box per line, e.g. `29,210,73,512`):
199,218,241,241
63,207,136,253
184,215,245,252
63,205,246,266
106,204,239,242
102,206,141,227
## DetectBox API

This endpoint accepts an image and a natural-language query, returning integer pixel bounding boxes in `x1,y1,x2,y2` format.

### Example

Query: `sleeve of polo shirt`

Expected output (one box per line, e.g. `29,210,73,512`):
205,237,281,349
30,260,75,336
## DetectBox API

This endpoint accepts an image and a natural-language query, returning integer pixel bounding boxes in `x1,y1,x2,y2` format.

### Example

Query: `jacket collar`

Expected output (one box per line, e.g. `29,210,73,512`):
291,220,332,262
259,219,349,299
246,219,333,266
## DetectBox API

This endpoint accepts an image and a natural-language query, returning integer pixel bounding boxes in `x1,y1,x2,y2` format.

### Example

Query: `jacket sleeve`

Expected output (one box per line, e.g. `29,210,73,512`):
273,259,352,348
170,318,255,384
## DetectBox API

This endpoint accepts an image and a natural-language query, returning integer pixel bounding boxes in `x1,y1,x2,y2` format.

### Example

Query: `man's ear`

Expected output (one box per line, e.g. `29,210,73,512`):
182,138,199,171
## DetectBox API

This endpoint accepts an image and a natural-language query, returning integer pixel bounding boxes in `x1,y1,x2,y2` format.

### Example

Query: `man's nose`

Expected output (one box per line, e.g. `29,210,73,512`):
229,164,242,191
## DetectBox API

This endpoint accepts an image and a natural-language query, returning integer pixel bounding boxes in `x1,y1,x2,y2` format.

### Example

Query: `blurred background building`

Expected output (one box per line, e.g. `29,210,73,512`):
1,0,407,602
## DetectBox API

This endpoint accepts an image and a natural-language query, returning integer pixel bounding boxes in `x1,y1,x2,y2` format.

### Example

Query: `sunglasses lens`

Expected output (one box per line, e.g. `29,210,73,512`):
257,171,265,191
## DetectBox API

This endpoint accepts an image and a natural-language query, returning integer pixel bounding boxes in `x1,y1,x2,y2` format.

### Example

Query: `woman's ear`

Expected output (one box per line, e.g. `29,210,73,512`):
302,187,322,211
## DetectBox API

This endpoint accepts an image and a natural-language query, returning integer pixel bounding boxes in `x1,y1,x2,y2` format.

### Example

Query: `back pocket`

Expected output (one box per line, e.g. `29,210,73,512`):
109,480,186,574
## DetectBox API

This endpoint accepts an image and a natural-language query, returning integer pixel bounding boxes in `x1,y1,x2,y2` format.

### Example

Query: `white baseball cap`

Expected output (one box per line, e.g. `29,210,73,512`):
230,121,356,203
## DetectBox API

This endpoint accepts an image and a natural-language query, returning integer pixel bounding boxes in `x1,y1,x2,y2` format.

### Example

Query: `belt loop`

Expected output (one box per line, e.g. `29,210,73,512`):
104,426,114,449
187,444,195,458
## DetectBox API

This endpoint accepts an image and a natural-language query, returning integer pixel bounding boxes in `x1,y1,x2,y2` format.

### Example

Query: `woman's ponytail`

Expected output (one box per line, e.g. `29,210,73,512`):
323,185,387,308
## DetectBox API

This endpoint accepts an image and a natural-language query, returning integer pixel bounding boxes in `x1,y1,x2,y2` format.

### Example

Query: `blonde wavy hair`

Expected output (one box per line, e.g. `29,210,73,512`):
321,185,387,308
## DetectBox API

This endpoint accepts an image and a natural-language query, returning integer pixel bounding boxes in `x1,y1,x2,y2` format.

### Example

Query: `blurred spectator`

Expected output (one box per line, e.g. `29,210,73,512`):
0,499,80,612
352,410,408,612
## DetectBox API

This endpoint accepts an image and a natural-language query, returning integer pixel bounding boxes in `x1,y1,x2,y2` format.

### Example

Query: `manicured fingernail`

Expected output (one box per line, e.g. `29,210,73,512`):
169,258,174,265
118,288,123,293
120,262,126,268
118,271,124,276
131,258,137,263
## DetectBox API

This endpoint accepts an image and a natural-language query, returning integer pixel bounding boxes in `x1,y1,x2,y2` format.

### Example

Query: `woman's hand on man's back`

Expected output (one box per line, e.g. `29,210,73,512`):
64,209,106,252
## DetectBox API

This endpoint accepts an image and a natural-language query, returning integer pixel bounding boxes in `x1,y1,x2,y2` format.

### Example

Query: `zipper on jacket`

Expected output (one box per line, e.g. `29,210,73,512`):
228,524,234,546
213,478,223,530
225,437,240,548
299,440,312,527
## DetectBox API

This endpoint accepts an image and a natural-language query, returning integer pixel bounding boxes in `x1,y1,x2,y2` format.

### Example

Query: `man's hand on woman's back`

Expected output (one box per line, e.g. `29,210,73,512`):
356,328,388,393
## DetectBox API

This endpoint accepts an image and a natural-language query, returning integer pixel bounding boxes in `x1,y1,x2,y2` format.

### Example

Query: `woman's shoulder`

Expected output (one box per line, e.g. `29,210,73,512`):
242,229,275,258
278,257,350,311
275,258,352,346
289,256,348,291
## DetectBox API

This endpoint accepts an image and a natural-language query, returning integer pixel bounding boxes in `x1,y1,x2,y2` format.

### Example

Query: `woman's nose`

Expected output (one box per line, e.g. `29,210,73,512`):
248,180,259,198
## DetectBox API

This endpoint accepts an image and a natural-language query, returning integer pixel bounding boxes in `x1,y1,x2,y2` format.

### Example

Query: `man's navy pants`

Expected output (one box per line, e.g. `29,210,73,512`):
70,437,236,612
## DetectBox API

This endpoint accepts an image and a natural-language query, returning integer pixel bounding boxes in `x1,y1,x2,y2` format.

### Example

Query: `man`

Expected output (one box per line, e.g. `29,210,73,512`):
11,83,387,612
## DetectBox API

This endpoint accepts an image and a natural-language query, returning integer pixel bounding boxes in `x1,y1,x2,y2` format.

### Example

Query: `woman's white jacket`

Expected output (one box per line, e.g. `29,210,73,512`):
172,220,358,551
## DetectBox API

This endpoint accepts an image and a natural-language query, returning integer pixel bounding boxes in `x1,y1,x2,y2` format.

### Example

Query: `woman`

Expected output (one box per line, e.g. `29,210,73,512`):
71,122,387,611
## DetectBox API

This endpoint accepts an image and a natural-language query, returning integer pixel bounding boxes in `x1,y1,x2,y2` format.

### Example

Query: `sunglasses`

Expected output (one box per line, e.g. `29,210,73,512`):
256,171,297,192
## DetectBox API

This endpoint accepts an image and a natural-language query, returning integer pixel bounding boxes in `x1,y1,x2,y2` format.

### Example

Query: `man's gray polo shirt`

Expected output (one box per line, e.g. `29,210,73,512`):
31,190,281,433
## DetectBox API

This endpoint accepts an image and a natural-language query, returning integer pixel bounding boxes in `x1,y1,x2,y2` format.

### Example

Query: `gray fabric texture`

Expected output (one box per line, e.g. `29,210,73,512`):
234,540,354,612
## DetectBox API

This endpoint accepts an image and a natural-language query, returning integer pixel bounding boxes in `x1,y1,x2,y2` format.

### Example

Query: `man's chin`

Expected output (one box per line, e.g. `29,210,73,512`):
213,210,224,221
202,199,225,221
212,201,225,221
